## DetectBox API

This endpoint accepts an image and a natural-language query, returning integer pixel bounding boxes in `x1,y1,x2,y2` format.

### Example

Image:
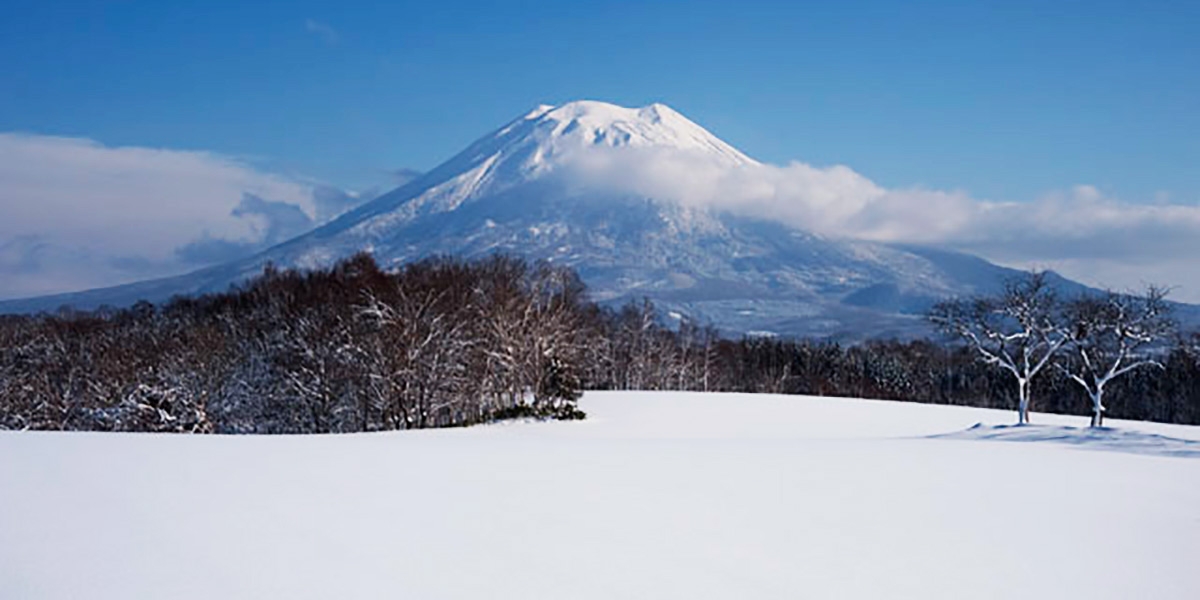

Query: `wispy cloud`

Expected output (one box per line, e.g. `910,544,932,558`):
388,167,423,187
174,193,316,265
0,133,368,300
304,18,340,45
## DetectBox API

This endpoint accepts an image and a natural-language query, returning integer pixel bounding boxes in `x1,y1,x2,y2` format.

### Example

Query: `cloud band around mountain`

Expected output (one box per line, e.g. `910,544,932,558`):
561,146,1200,299
0,132,1197,302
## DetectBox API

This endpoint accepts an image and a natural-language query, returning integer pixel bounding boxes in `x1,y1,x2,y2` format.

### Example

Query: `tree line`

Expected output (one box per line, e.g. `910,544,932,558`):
590,303,1200,427
0,254,591,433
1,256,1198,433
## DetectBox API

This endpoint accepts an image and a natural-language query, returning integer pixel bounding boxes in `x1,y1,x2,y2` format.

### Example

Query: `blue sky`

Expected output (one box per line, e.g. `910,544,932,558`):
1,0,1199,300
3,0,1196,199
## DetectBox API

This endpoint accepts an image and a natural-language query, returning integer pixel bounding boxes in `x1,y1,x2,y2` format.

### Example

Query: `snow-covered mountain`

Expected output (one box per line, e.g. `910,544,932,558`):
0,101,1106,338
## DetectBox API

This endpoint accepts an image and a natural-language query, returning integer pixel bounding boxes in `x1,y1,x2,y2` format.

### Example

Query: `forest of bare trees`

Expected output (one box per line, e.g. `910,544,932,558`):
0,254,591,433
1,255,1199,433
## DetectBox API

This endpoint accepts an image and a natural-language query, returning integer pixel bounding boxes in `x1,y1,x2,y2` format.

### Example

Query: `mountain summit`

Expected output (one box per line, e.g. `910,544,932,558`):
502,101,756,167
338,100,755,237
0,101,1088,338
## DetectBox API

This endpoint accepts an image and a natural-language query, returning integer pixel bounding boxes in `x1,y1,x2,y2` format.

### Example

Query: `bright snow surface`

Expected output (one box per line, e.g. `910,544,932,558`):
2,392,1198,599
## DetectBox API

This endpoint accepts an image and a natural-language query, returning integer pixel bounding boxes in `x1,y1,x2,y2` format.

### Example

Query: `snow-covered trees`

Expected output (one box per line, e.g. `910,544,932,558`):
1060,287,1174,427
0,254,593,433
1183,333,1200,369
1,258,1196,433
930,272,1070,424
524,263,590,415
931,272,1185,427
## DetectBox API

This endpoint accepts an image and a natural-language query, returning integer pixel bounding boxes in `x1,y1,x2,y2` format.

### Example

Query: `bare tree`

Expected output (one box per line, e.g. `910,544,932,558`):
615,298,661,391
271,313,357,433
360,283,478,428
930,271,1069,424
525,262,588,413
1061,287,1174,427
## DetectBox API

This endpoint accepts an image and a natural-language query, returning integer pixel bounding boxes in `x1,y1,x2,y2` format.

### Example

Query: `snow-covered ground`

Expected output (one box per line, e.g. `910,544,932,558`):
2,392,1198,599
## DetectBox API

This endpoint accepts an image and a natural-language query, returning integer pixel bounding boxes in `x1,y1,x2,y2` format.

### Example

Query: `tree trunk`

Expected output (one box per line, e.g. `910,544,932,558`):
1090,388,1105,428
1017,379,1030,425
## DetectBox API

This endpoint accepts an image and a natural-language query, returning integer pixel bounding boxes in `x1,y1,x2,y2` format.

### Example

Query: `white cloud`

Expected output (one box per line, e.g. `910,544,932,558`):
0,133,361,300
304,19,340,45
2,132,1197,304
559,147,1200,301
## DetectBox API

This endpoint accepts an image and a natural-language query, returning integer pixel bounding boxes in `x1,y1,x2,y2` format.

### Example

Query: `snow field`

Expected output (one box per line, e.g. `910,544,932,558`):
2,391,1198,599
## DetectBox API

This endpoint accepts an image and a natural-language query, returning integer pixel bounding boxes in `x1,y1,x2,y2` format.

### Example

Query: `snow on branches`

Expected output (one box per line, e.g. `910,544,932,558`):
930,272,1069,424
932,272,1177,427
1060,287,1174,427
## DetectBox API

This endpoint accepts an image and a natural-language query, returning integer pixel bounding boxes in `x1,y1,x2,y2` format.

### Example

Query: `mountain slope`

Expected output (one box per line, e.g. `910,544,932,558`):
0,101,1156,338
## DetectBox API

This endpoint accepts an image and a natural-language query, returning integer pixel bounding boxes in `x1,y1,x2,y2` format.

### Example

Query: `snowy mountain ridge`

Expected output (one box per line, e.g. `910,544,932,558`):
0,100,1161,339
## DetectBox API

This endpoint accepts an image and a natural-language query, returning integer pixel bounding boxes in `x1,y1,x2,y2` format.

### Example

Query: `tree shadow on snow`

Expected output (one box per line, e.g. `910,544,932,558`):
929,423,1200,459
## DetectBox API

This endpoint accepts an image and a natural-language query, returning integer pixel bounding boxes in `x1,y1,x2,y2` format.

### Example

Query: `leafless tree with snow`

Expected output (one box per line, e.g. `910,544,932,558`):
930,271,1070,424
1061,287,1174,427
